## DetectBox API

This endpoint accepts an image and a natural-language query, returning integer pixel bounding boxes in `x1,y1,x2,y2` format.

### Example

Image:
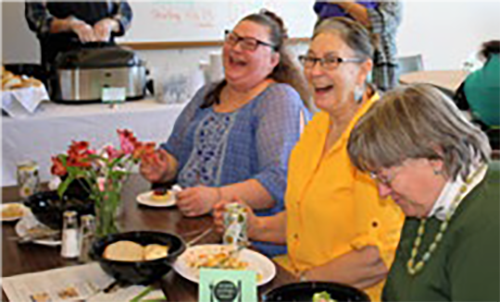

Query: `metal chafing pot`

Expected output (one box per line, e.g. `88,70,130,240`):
53,43,147,103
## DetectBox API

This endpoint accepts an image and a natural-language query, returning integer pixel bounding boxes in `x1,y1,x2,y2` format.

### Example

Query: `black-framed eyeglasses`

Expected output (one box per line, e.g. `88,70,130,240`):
224,30,276,51
298,54,363,70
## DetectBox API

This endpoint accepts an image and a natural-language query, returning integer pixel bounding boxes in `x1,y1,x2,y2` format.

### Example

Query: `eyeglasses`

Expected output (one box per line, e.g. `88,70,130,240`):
369,167,402,188
298,55,363,70
224,30,276,52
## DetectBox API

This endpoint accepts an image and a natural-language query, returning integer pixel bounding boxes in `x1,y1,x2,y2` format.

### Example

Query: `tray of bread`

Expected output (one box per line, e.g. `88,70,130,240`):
1,65,44,90
1,65,50,116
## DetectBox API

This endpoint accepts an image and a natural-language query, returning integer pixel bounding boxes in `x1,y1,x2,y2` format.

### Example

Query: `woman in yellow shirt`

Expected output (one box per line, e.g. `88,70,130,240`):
214,17,404,301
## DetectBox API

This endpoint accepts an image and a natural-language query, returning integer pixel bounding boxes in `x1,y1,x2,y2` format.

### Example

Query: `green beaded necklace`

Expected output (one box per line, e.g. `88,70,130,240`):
406,164,487,275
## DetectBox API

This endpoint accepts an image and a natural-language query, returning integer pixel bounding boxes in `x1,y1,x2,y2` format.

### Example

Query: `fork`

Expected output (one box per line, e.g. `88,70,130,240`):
186,227,213,247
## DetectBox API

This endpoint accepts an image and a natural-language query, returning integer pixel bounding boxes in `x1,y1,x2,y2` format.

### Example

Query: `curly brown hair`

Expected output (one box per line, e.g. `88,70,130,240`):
201,9,311,110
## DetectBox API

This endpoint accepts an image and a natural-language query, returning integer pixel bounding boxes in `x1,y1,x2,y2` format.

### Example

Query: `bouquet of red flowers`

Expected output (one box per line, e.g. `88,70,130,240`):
51,129,155,236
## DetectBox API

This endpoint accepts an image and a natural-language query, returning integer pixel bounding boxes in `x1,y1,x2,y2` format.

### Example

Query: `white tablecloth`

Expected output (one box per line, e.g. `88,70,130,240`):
2,86,49,117
2,99,186,187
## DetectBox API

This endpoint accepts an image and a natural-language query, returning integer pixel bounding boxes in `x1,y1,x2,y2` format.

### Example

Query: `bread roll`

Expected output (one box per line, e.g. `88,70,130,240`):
103,240,144,262
4,78,23,90
21,77,43,88
0,71,15,89
1,67,43,90
144,244,169,260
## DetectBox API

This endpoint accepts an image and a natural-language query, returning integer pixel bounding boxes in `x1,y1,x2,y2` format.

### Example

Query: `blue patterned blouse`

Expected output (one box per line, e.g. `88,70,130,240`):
161,83,309,257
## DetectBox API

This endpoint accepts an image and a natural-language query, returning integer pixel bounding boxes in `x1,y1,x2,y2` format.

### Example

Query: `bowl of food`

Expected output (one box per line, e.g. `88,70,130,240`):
263,282,370,302
24,190,94,230
90,231,186,285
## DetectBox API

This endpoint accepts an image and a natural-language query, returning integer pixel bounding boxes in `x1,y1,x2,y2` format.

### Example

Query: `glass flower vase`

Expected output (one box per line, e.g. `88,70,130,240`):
94,183,123,238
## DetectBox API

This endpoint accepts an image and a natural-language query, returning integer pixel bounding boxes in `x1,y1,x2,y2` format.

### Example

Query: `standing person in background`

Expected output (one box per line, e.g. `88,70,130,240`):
314,1,402,91
140,10,310,257
25,1,133,69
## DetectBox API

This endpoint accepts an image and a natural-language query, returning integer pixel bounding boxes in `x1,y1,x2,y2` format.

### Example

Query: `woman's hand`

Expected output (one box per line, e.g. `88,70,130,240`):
93,18,117,42
69,18,96,43
333,1,370,27
328,0,356,9
305,245,388,289
176,186,220,217
139,148,170,183
213,199,231,233
213,198,260,238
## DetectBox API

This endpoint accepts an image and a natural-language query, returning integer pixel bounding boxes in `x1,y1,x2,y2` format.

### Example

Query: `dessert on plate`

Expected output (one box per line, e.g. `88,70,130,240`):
151,188,172,202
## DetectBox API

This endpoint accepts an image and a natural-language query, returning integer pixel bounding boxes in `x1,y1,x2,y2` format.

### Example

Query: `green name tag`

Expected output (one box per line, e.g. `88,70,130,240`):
199,268,257,302
101,87,126,103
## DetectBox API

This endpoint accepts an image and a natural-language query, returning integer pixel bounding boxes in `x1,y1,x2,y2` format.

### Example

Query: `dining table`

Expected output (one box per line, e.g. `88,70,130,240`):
399,70,469,96
1,175,297,301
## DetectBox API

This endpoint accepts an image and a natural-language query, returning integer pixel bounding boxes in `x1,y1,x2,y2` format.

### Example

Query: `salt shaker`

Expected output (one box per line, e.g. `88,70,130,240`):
78,215,96,263
61,211,79,259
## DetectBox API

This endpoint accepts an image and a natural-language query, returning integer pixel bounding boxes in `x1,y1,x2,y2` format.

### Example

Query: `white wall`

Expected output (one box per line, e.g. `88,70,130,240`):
396,1,500,70
2,1,500,77
1,1,40,64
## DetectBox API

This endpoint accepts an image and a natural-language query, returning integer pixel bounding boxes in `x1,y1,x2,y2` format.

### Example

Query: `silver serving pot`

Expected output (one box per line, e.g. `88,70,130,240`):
53,44,148,102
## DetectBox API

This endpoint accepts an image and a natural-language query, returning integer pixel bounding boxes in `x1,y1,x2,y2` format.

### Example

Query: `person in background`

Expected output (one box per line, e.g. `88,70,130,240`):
314,0,402,91
214,17,403,301
314,0,378,19
140,10,310,257
348,84,498,301
25,1,133,69
455,40,500,149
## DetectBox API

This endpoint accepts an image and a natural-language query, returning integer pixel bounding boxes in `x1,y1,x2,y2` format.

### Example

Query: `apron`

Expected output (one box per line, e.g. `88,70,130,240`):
40,1,115,68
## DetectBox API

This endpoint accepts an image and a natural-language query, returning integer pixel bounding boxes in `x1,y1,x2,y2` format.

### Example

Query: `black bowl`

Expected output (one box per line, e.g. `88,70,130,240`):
89,231,186,285
24,190,94,230
264,282,370,302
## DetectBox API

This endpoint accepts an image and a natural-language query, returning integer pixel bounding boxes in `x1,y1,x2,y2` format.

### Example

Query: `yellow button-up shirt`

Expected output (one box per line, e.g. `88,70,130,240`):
274,94,404,301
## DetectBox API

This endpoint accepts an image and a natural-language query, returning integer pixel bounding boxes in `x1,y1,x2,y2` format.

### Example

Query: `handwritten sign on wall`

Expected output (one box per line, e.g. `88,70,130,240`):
119,1,314,43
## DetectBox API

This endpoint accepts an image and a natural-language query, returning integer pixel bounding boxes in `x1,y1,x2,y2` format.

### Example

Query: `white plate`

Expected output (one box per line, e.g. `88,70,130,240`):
15,211,61,246
136,190,176,208
173,244,276,286
1,203,27,222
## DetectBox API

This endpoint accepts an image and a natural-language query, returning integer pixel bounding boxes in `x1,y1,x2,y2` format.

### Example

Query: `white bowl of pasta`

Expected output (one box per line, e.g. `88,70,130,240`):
172,244,276,286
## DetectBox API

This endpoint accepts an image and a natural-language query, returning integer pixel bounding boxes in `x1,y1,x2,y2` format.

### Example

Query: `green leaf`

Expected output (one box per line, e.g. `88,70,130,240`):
57,175,74,199
130,286,155,302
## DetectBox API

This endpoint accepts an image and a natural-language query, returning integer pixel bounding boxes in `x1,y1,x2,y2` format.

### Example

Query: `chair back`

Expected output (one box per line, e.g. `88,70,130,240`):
397,54,424,76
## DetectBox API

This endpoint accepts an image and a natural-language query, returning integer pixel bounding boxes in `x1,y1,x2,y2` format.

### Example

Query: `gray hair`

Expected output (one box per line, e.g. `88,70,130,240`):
313,17,374,61
347,84,491,180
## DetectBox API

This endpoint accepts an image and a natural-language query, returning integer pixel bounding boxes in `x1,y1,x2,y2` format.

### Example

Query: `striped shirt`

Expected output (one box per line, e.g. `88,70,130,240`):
367,1,403,90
